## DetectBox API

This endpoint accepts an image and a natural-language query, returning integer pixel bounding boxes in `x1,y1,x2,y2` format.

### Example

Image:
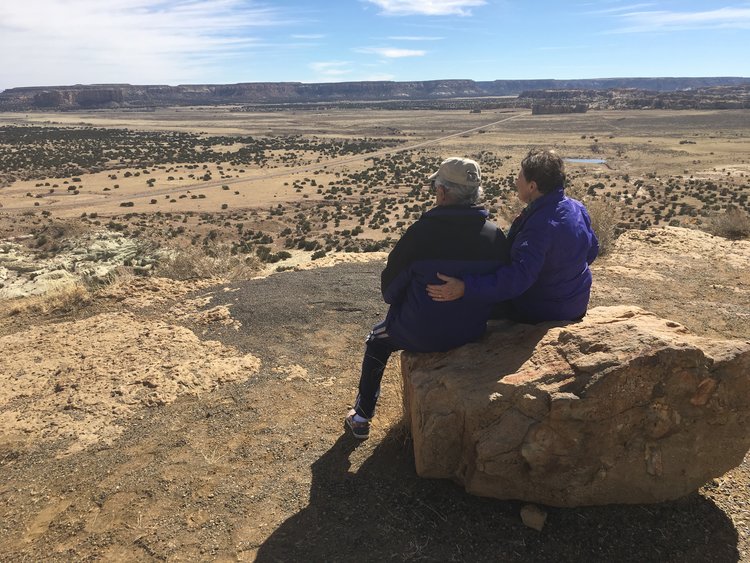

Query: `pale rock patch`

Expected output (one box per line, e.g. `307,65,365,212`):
0,312,260,455
273,364,310,382
98,276,218,309
168,295,242,329
254,250,387,279
193,305,240,328
598,226,750,275
0,231,159,299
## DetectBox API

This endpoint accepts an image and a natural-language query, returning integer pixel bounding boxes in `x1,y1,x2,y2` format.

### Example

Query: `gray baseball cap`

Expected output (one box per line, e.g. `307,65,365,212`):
428,157,481,188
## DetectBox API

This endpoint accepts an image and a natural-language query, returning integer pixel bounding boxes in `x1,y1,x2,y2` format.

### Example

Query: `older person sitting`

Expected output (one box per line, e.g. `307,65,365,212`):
427,149,599,323
345,157,509,439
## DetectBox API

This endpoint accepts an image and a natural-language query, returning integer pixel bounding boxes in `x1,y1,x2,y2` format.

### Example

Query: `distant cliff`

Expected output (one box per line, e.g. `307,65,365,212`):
1,77,748,111
520,86,750,111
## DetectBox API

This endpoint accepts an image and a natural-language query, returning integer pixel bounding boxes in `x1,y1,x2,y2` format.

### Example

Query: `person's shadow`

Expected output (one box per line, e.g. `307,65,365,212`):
256,427,740,562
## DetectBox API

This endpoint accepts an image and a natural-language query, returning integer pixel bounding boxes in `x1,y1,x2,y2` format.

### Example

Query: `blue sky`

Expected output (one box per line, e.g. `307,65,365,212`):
1,0,749,90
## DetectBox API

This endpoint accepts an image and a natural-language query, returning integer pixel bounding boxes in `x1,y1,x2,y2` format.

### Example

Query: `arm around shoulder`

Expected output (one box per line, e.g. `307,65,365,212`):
463,220,551,303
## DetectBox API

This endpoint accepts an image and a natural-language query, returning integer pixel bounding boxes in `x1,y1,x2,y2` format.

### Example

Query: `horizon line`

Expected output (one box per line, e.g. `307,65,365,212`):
3,75,750,93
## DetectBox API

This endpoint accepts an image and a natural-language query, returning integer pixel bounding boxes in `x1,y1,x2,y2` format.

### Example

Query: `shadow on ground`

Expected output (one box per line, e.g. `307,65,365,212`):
256,428,739,563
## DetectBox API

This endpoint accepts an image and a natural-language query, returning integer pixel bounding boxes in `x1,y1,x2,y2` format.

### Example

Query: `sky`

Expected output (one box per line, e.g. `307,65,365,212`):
1,0,749,91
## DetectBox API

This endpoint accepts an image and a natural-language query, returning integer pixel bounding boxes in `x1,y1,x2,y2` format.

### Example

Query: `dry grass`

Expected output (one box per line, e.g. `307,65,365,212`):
499,186,619,256
584,197,619,256
709,207,750,240
566,184,619,256
154,243,261,281
30,219,91,252
0,281,92,317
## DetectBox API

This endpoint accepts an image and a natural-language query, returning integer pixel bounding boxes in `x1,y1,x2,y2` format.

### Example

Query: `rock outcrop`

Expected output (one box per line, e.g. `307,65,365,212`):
0,230,158,298
401,306,750,507
531,102,588,115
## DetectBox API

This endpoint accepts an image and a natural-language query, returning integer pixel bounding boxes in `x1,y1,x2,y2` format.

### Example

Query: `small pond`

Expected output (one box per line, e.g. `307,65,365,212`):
564,158,607,164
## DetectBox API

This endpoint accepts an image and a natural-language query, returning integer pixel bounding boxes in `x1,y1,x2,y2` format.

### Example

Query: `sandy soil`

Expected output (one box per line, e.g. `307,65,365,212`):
591,227,750,339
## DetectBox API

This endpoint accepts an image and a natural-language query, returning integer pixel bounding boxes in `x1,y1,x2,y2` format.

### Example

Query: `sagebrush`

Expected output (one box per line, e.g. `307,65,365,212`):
709,207,750,240
155,243,261,280
1,281,91,317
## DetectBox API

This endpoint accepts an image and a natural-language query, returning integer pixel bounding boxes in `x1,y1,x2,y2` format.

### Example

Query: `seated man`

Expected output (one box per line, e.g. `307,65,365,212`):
427,149,599,323
346,157,509,439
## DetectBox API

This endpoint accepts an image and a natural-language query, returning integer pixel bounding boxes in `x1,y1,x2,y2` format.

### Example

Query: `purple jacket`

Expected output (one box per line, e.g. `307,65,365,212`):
463,187,599,323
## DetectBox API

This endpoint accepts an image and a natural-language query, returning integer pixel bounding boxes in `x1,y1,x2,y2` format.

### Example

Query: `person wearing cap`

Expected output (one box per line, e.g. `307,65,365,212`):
427,149,599,323
345,157,509,440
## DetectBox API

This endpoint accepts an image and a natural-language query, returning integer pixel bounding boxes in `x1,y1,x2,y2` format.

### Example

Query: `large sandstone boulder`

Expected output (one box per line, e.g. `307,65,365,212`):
401,306,750,507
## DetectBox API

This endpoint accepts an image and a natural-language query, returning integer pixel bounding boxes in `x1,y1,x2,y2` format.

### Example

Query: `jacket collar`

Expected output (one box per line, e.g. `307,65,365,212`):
508,187,565,241
527,186,565,213
425,204,488,218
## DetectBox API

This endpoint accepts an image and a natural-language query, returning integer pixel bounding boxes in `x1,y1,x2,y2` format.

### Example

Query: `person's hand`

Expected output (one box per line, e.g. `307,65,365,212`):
427,273,465,302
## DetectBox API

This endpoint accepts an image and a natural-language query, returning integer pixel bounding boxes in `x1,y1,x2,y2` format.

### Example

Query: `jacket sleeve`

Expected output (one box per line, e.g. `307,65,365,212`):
381,223,421,304
462,218,552,303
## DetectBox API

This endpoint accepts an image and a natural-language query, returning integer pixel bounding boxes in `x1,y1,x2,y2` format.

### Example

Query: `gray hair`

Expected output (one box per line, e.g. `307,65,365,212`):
435,176,483,205
521,149,565,194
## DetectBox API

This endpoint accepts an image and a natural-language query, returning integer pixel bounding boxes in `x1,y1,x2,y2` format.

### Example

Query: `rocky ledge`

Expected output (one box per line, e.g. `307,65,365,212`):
0,230,156,298
401,306,750,507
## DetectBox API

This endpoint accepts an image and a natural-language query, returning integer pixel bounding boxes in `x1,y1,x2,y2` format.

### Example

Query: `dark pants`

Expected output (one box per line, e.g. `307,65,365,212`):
491,300,585,323
353,321,401,420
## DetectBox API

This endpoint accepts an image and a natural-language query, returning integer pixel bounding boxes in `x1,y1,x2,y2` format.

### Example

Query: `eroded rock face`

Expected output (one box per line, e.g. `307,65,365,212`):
0,230,157,298
401,306,750,507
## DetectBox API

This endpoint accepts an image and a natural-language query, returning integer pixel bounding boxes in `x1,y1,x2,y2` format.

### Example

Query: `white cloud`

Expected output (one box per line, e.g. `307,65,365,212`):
309,61,352,76
585,3,655,15
0,0,293,88
610,6,750,32
355,47,427,58
364,0,486,16
536,44,589,52
387,35,443,41
292,34,326,39
363,73,396,81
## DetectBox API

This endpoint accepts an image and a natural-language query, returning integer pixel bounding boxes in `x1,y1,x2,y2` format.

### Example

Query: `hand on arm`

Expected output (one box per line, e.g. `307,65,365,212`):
426,273,465,302
460,222,550,303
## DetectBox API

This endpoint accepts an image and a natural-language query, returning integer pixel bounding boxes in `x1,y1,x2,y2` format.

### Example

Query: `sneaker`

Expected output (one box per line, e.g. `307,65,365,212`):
345,409,370,440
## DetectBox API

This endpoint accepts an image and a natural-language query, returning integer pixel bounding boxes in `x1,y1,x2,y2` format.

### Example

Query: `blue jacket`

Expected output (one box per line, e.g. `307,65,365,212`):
382,205,509,353
463,188,599,323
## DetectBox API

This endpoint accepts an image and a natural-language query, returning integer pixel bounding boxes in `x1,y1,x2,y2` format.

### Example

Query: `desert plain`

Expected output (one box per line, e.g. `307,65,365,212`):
1,105,749,561
2,107,748,253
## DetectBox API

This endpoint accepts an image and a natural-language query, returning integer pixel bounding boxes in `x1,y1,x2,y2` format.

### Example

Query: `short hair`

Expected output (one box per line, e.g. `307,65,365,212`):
521,150,565,194
434,176,483,205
